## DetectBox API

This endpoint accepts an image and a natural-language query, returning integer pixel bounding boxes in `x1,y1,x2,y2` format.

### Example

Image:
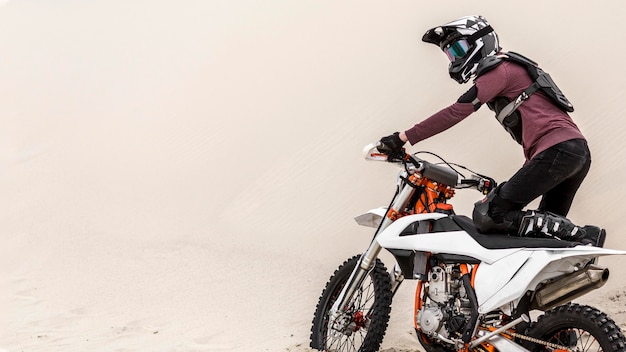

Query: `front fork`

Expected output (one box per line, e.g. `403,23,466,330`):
329,183,416,326
328,228,386,329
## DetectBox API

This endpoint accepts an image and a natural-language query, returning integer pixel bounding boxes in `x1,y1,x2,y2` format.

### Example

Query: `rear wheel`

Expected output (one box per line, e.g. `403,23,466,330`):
526,303,626,351
310,255,392,352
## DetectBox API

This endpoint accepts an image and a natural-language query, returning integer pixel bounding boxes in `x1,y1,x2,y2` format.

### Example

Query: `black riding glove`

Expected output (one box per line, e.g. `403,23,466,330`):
378,132,406,160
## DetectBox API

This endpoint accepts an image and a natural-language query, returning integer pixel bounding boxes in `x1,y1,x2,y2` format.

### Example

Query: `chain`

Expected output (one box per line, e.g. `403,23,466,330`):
472,345,490,352
476,325,572,351
506,330,572,351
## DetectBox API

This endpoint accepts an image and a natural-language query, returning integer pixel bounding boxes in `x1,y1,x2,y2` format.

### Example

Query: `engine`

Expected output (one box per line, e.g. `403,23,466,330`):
416,265,473,340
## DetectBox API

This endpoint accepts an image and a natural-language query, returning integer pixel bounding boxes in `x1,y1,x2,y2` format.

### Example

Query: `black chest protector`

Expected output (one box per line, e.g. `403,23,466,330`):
475,52,574,145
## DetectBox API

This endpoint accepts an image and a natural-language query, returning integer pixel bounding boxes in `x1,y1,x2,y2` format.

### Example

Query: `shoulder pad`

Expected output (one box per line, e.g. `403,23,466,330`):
504,51,538,67
475,55,505,77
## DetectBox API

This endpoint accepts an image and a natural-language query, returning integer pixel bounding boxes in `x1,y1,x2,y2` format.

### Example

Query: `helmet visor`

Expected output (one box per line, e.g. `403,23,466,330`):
443,39,470,62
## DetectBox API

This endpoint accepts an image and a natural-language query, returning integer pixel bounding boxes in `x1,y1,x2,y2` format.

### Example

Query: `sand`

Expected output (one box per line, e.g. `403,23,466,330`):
1,1,626,351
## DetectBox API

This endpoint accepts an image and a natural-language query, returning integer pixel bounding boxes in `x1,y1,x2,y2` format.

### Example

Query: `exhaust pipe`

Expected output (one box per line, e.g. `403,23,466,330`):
531,264,609,310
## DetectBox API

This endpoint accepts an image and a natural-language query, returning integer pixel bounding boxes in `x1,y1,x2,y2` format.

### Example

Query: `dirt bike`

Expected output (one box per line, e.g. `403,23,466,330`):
310,143,626,352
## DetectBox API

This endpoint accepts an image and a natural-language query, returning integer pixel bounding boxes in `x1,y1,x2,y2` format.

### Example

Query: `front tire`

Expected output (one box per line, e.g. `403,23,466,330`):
526,303,626,352
310,255,392,352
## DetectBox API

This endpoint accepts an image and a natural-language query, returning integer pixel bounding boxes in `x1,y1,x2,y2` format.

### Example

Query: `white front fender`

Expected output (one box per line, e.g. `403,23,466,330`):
354,207,387,228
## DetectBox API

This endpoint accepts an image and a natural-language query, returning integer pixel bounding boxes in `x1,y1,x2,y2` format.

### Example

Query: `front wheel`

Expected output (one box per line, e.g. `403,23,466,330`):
526,303,626,351
310,255,392,352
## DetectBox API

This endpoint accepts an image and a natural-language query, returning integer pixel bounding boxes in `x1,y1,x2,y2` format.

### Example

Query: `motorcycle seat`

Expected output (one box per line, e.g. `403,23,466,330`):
449,215,579,249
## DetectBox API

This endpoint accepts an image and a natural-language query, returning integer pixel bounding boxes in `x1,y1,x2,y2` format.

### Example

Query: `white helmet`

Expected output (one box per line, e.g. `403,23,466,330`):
422,15,500,84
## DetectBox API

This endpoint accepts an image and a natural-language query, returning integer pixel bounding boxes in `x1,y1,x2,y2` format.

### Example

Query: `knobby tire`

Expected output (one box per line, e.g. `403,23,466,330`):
526,303,626,352
310,255,392,352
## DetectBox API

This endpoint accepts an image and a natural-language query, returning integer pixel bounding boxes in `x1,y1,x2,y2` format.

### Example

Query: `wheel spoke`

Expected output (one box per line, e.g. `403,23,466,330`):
323,274,378,351
527,304,625,352
326,281,375,351
311,255,392,352
579,330,600,352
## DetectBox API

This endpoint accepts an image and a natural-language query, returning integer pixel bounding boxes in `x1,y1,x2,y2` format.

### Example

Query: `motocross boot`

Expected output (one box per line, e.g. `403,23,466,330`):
518,211,606,247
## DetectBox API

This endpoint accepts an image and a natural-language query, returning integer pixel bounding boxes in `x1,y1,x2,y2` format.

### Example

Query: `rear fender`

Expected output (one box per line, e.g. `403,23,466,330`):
475,247,626,314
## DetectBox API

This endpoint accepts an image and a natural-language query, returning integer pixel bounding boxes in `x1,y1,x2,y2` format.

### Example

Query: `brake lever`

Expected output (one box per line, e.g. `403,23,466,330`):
363,142,409,164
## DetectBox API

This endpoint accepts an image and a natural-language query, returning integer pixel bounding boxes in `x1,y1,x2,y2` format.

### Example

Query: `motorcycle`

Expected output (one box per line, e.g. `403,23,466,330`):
310,143,626,352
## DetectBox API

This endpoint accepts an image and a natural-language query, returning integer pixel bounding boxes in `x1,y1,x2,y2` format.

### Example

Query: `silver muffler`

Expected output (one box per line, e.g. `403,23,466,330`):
531,264,609,310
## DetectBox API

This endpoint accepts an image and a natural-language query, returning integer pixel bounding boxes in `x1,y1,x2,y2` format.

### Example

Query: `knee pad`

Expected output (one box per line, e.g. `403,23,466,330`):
472,188,511,233
472,189,502,233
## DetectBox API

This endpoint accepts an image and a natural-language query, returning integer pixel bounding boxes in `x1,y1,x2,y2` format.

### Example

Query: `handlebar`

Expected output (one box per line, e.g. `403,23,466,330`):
363,142,497,194
457,176,496,195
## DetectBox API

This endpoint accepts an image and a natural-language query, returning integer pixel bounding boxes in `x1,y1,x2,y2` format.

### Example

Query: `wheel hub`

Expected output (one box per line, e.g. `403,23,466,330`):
352,311,367,331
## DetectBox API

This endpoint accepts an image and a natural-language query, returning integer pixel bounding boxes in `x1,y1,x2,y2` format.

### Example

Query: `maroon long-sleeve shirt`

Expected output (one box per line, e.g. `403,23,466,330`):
404,61,584,161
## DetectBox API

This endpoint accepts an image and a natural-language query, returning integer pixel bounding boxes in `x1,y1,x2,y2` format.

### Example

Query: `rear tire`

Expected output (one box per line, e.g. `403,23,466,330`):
526,303,626,351
310,255,392,352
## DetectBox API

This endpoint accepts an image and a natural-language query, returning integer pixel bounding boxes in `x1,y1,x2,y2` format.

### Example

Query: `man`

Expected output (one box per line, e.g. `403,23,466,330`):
377,15,604,246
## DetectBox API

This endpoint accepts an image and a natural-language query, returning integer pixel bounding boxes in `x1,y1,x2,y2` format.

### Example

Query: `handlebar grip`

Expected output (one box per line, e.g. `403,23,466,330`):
460,179,480,185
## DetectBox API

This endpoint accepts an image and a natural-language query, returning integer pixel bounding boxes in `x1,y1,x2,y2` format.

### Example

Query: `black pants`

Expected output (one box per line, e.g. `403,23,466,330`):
490,138,591,229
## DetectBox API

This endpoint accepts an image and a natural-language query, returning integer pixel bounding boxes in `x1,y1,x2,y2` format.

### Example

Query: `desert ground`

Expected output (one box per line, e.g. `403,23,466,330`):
1,1,626,351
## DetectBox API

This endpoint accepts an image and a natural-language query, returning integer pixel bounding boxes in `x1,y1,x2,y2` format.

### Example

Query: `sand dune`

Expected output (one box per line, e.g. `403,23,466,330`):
2,1,626,351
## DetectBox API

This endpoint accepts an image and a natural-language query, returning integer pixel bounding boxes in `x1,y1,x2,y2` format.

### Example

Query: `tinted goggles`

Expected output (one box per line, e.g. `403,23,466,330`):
443,39,470,62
